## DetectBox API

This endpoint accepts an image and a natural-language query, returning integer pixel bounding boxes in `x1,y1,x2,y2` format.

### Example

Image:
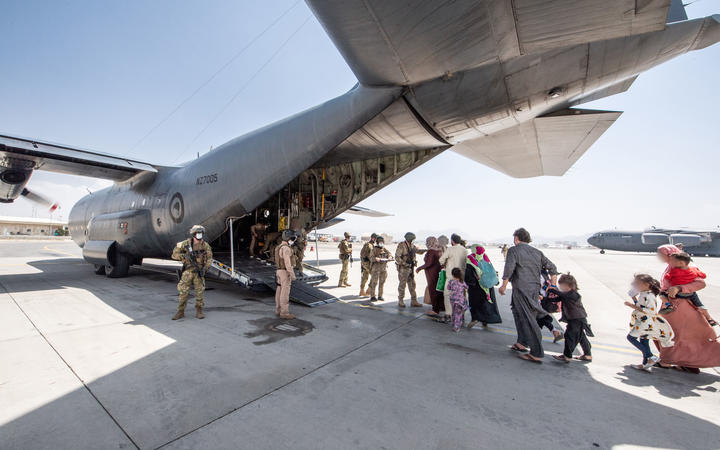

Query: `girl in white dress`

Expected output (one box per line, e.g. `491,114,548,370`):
625,274,675,372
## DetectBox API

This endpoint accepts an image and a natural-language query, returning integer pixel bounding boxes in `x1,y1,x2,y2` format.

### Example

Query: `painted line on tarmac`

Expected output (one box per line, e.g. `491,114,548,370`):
483,324,640,356
42,245,78,257
338,299,641,356
0,280,140,449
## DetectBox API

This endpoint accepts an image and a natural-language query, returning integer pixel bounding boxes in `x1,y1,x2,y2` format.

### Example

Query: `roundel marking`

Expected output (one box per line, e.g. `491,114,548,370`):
169,192,184,224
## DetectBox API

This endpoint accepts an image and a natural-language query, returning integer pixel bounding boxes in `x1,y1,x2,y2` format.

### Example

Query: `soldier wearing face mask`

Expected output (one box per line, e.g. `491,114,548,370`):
367,236,393,302
171,225,213,320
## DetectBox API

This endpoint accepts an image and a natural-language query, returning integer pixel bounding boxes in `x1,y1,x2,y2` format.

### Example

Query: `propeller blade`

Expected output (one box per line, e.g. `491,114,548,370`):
21,188,60,212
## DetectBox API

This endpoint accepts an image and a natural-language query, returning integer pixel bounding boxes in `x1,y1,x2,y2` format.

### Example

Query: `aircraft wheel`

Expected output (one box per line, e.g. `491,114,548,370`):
106,250,130,278
600,249,605,254
93,264,106,275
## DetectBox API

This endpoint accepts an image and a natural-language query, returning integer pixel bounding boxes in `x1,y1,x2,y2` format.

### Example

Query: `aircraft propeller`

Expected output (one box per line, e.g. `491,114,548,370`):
21,188,59,212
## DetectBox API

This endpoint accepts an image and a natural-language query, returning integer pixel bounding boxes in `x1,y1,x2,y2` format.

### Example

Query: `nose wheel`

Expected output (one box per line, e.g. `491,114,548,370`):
599,249,605,254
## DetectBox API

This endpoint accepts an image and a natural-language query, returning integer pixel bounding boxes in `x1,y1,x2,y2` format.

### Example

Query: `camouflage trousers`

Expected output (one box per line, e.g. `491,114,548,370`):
397,266,417,301
338,257,350,285
177,270,205,310
368,267,387,298
359,261,372,290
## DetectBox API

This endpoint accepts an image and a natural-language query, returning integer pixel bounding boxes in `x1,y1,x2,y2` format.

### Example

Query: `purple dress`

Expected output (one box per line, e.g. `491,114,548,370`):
447,279,468,329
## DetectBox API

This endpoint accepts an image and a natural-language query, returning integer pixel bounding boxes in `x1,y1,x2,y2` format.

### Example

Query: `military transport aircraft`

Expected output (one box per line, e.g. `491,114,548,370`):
588,227,720,256
1,1,719,303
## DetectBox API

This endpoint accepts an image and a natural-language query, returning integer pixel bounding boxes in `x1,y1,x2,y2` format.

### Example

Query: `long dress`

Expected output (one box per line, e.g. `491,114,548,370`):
657,270,720,368
419,249,444,313
465,265,501,324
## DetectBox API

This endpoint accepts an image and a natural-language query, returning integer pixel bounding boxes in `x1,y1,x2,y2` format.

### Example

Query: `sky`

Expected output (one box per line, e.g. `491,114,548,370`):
1,1,719,243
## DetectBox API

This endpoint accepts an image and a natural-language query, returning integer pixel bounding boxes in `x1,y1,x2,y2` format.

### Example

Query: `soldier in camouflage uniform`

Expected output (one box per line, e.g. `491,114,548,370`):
293,227,308,274
395,232,427,308
358,233,377,297
337,231,353,287
171,225,213,320
368,236,393,301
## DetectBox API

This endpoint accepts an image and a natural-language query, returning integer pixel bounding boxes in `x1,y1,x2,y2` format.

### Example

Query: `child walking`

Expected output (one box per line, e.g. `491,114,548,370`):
551,274,593,363
447,267,468,332
626,274,675,372
661,252,717,326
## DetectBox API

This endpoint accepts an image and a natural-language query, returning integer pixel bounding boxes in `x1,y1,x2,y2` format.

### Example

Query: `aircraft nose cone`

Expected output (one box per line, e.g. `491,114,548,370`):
587,236,597,246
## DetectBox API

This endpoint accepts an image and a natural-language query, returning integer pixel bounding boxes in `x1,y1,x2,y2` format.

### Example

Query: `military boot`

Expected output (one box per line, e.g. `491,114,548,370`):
196,306,205,319
398,299,406,308
359,289,367,297
410,298,422,307
172,310,185,320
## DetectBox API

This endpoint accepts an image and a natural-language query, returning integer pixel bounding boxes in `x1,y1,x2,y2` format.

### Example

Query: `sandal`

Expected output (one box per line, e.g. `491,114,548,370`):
574,355,592,362
509,344,529,353
518,353,542,364
552,355,570,363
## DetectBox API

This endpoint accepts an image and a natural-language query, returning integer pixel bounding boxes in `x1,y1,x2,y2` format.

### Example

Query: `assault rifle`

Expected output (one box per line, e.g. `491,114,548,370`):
183,245,207,277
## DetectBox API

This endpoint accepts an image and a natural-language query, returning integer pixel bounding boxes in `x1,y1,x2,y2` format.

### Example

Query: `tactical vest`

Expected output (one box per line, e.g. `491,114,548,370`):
399,241,416,267
184,239,208,269
276,243,290,270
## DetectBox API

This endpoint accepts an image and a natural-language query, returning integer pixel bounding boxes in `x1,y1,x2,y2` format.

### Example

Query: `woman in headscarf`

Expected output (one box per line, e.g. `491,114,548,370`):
654,244,720,372
465,245,502,327
437,235,449,252
416,236,444,317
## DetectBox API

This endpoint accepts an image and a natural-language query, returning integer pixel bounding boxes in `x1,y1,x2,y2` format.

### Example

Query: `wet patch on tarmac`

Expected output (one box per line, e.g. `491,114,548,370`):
244,317,314,345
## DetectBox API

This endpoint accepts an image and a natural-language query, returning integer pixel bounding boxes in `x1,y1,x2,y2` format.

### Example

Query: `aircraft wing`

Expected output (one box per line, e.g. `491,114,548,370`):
451,108,622,178
305,0,672,86
0,134,157,181
344,206,393,218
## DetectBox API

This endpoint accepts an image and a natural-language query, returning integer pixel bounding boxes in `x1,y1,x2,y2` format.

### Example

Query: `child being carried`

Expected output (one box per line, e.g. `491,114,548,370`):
660,252,717,327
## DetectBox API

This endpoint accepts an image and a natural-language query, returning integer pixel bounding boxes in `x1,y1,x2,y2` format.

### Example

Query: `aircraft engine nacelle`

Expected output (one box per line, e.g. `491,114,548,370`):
86,209,162,257
82,240,117,267
641,233,670,246
669,234,708,247
0,166,32,203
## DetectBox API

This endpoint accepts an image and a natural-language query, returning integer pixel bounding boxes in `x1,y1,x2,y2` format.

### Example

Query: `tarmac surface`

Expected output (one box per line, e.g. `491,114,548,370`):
1,239,719,449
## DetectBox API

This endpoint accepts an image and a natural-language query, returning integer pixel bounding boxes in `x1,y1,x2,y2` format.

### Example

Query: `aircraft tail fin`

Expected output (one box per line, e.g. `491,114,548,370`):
667,0,688,23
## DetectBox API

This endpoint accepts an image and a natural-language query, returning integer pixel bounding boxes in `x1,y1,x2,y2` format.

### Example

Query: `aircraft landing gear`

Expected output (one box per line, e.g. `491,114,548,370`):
105,249,130,278
600,249,605,254
93,264,106,275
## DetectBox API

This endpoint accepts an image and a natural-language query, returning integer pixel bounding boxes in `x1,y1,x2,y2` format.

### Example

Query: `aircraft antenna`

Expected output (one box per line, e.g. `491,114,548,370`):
128,0,302,154
175,15,311,163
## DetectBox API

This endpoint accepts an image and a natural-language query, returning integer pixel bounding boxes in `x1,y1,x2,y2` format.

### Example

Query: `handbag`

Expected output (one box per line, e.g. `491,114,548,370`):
436,269,446,291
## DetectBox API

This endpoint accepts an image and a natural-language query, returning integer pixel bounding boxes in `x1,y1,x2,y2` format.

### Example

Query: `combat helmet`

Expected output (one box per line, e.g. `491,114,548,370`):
282,229,297,241
404,232,416,242
190,225,206,235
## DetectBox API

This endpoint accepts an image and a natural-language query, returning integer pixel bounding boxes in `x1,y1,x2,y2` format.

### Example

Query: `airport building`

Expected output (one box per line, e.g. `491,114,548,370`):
0,215,68,236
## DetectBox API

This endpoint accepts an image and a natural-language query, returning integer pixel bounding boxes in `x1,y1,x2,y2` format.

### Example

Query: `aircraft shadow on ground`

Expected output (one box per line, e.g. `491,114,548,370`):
1,258,719,449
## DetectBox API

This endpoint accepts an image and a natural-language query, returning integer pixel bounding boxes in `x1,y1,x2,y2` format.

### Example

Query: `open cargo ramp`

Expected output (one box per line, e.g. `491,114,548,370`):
207,254,338,307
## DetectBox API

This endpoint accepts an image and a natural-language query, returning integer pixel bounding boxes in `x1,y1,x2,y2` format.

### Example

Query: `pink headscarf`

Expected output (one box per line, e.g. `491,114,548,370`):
657,244,680,256
467,245,491,267
657,244,681,288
